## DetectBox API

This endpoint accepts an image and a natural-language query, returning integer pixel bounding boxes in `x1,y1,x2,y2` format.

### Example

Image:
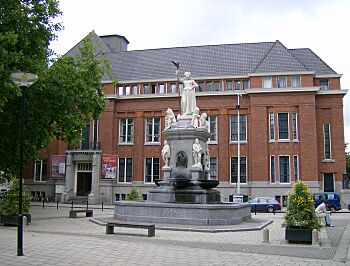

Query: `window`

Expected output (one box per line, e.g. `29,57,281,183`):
170,83,177,93
93,119,99,148
209,157,217,179
278,113,289,140
208,116,217,142
125,86,130,95
230,115,247,141
118,86,124,96
242,80,249,90
292,76,301,88
269,112,275,141
132,85,138,95
151,84,157,94
279,156,290,183
119,118,134,144
292,112,298,141
277,76,286,88
320,80,329,90
143,84,149,94
145,158,160,183
226,80,232,91
145,118,160,143
230,157,247,184
213,81,220,91
206,82,212,92
324,124,331,159
159,84,165,94
234,80,241,91
34,159,48,182
263,77,272,88
81,120,90,149
198,82,204,92
293,156,299,181
118,158,132,182
270,156,275,183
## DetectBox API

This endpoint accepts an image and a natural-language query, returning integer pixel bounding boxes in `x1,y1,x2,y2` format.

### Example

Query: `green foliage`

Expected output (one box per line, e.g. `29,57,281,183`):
0,1,111,179
126,188,142,201
0,178,31,216
283,180,321,230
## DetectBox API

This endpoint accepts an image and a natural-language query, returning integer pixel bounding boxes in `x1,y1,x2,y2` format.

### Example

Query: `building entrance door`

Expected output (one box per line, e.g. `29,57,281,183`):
77,172,92,196
324,173,334,192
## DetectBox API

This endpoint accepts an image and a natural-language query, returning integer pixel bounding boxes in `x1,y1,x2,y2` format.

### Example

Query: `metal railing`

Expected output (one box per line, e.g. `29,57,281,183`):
68,142,100,150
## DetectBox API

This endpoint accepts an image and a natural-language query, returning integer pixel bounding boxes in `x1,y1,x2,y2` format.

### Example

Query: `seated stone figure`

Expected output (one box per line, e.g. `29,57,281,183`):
165,108,176,129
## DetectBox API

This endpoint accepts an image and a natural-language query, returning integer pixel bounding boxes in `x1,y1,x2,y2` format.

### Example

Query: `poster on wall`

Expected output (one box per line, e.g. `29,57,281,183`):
51,155,66,179
101,154,117,179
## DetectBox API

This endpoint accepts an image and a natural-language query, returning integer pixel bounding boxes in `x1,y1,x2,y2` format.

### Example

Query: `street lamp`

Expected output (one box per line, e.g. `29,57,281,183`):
236,93,242,195
10,72,38,256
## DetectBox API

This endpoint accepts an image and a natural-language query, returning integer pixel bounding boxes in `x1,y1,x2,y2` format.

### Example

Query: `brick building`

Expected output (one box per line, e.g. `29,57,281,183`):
25,32,348,205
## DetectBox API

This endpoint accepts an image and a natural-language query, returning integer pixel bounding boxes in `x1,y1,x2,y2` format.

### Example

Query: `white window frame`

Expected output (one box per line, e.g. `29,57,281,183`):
263,76,272,88
118,86,124,96
230,114,248,143
145,118,161,144
208,116,217,143
270,155,275,184
323,124,332,160
34,159,47,182
293,155,299,182
269,112,275,141
279,155,290,184
292,75,301,88
118,158,133,183
230,156,248,184
292,112,298,141
132,85,139,95
277,112,290,141
144,157,160,183
119,118,134,144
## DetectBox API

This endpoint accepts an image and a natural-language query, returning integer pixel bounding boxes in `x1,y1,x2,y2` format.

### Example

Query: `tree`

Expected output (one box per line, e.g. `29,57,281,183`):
283,180,321,230
0,1,111,180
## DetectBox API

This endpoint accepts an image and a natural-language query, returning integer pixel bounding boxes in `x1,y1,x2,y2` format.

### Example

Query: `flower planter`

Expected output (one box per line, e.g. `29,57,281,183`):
285,226,312,244
0,214,31,226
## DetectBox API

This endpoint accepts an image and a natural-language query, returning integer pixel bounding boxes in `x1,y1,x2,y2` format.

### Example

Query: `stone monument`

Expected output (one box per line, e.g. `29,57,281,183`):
114,67,251,225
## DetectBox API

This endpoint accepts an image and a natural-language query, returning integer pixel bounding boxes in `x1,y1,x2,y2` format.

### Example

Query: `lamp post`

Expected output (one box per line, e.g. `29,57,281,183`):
236,93,242,195
10,72,38,256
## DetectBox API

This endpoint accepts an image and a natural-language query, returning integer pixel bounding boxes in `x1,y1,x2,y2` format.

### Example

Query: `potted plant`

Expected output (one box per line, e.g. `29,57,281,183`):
0,178,32,226
283,180,321,244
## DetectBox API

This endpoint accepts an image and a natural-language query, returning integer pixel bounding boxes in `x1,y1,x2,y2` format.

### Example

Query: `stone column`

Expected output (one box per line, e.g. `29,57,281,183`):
62,152,74,203
89,152,101,204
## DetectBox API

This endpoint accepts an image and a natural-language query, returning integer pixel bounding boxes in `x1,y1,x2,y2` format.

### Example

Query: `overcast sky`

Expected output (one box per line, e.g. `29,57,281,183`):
50,0,350,149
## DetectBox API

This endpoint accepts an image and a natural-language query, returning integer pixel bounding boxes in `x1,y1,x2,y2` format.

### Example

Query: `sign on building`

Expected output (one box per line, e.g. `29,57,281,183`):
51,155,66,179
101,155,117,179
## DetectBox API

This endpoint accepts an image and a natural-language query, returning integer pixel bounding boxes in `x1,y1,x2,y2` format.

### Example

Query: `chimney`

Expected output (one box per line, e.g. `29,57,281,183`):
100,34,129,52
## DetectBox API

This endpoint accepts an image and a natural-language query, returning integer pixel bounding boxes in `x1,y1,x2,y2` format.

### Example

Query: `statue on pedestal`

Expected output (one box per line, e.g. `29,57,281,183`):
191,107,200,128
176,70,198,117
192,139,202,167
165,108,176,129
161,140,171,167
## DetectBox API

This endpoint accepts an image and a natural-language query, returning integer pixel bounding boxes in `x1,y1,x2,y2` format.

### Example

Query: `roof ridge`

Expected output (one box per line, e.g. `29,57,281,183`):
252,41,277,73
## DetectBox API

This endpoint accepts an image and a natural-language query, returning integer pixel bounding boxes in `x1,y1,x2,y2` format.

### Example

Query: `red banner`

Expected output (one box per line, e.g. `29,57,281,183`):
101,155,117,179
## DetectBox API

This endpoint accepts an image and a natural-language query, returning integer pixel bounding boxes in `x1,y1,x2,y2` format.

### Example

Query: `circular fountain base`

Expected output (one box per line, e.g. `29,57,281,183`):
113,201,251,226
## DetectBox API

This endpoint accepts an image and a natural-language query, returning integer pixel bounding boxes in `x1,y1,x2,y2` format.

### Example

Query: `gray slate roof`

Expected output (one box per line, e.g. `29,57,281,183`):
67,32,338,82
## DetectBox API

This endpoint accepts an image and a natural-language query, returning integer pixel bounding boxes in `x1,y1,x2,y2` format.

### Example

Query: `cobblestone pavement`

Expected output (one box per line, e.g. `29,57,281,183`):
0,204,349,265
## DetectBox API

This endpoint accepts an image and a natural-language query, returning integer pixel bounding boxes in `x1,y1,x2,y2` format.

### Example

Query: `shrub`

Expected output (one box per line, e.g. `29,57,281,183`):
0,178,31,216
282,180,321,230
126,188,142,201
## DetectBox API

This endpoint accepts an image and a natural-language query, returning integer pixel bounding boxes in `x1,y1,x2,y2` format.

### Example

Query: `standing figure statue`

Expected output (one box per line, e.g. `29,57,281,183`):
192,138,202,167
176,70,198,116
205,143,210,171
191,107,200,128
161,140,171,167
165,108,177,129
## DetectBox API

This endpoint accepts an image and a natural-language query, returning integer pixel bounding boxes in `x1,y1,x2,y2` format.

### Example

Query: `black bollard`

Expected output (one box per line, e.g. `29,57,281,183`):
102,201,104,212
254,204,257,215
56,200,59,210
87,200,89,210
71,200,73,210
42,197,45,209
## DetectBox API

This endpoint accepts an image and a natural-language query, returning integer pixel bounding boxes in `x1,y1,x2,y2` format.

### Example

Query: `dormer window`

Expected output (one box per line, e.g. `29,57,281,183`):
320,80,329,90
277,76,286,88
292,76,301,88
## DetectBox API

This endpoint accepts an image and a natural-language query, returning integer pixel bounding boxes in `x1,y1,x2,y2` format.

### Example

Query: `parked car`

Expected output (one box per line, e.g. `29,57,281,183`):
313,192,342,211
249,197,281,213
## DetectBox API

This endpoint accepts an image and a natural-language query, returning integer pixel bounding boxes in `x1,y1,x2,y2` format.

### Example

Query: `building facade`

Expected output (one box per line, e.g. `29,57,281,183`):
24,33,348,205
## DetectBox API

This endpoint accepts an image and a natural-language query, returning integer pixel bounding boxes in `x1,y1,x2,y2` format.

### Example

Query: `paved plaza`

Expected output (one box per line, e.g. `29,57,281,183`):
0,204,349,265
